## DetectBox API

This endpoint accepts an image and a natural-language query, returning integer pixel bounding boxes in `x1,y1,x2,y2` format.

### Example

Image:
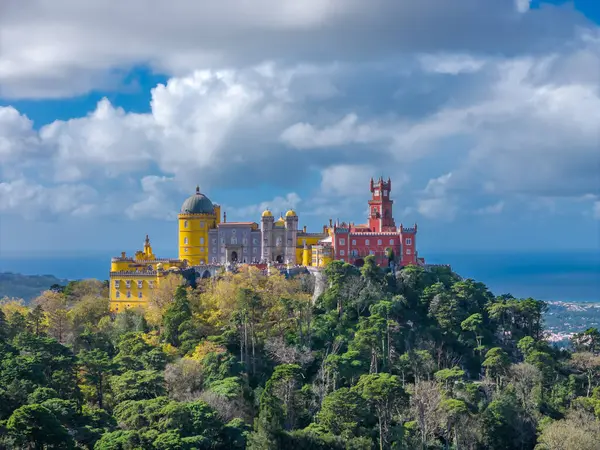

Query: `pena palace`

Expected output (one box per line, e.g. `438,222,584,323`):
109,177,429,311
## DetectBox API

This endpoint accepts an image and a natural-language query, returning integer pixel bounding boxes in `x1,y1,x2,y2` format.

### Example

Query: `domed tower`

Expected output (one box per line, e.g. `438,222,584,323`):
261,209,274,262
178,186,218,266
284,209,298,264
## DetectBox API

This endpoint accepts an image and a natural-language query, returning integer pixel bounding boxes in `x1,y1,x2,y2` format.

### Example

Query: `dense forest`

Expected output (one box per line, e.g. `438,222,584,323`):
1,257,600,449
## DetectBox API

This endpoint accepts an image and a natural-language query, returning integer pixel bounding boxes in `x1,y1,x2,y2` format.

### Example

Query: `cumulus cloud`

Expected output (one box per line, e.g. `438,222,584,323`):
125,176,181,221
0,179,99,219
0,10,599,227
0,0,591,98
229,193,301,219
475,201,505,215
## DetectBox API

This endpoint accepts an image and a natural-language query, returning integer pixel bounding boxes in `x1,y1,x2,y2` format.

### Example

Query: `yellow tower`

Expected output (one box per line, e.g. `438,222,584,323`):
178,186,218,266
302,242,310,266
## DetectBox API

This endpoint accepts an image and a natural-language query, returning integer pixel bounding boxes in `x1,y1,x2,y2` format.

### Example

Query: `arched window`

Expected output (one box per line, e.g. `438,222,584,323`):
200,237,204,245
231,237,237,244
365,239,370,245
184,237,188,244
389,239,394,245
184,220,188,228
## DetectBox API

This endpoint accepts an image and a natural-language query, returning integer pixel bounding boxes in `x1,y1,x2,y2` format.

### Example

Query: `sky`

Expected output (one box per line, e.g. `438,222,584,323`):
0,0,599,258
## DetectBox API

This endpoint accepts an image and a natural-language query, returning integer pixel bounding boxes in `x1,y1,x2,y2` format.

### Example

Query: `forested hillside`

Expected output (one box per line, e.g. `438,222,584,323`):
0,272,68,302
1,257,600,449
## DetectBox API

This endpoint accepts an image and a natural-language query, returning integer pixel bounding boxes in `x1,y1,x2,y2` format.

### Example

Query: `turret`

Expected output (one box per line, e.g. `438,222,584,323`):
302,241,311,266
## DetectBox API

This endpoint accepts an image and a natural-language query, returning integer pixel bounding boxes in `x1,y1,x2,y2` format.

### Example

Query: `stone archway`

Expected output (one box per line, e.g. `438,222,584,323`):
275,255,284,264
231,251,238,262
202,270,211,279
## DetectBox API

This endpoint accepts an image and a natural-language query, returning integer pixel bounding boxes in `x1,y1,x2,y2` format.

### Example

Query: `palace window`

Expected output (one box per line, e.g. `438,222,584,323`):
184,248,188,253
114,280,120,288
389,239,394,245
243,238,247,245
127,291,131,298
232,229,237,235
184,237,188,244
243,248,248,254
377,239,382,245
352,240,356,245
116,291,120,298
138,292,143,299
213,248,217,253
137,280,143,289
383,190,388,196
405,238,412,245
365,239,370,245
253,248,257,253
231,237,237,244
149,281,154,289
340,250,345,256
339,238,345,245
220,237,225,244
253,238,258,245
200,237,204,245
212,238,217,245
406,249,412,255
184,220,188,228
125,280,131,288
200,221,205,228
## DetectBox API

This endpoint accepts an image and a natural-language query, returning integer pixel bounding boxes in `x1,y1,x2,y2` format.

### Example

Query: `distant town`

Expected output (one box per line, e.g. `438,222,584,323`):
544,300,600,345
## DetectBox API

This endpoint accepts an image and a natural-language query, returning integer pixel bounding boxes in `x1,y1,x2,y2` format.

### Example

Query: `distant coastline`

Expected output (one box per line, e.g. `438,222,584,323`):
1,249,598,303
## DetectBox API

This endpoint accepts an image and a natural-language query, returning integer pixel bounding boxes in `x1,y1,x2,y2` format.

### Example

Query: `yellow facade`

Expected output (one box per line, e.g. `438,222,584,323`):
178,213,217,266
109,235,185,312
109,188,335,313
312,244,333,268
295,233,326,266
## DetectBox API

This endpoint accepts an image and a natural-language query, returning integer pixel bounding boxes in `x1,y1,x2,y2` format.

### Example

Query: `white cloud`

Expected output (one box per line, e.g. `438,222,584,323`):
475,201,505,215
280,114,383,149
125,176,181,221
0,179,99,219
320,164,376,196
230,193,302,220
515,0,531,14
417,198,457,221
418,54,487,74
1,28,600,225
0,0,590,98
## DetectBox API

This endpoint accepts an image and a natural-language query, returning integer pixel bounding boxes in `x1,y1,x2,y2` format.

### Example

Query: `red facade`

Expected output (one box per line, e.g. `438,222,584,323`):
330,177,423,268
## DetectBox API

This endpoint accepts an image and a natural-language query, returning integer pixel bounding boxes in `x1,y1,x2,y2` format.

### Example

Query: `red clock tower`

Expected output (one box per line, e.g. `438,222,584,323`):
368,177,396,232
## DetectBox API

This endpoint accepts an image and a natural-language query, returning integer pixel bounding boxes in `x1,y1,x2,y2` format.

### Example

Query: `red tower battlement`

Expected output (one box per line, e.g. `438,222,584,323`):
368,177,397,232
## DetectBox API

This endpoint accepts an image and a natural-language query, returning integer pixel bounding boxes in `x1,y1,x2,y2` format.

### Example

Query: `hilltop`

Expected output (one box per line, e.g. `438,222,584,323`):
0,272,67,302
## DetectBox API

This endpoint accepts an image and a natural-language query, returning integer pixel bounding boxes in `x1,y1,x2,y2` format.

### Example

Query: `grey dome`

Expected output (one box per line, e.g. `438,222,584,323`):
180,186,214,214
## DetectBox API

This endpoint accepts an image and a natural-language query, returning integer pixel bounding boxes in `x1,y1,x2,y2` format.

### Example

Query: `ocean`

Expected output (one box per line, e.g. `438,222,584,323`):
1,250,599,303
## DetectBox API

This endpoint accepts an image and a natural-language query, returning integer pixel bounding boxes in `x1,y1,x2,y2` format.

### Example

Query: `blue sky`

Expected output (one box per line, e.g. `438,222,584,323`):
0,0,599,258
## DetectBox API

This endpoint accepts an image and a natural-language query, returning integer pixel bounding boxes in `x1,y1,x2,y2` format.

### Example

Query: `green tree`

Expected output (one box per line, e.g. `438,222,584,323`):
79,348,114,408
353,373,407,450
7,404,74,449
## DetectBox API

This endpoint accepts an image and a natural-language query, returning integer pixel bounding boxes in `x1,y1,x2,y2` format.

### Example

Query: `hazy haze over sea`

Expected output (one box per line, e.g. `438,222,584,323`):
1,250,598,303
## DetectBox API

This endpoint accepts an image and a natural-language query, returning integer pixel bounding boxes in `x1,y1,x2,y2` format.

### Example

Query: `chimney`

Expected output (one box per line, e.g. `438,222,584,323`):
224,211,227,223
329,218,333,227
121,251,126,258
303,225,307,233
